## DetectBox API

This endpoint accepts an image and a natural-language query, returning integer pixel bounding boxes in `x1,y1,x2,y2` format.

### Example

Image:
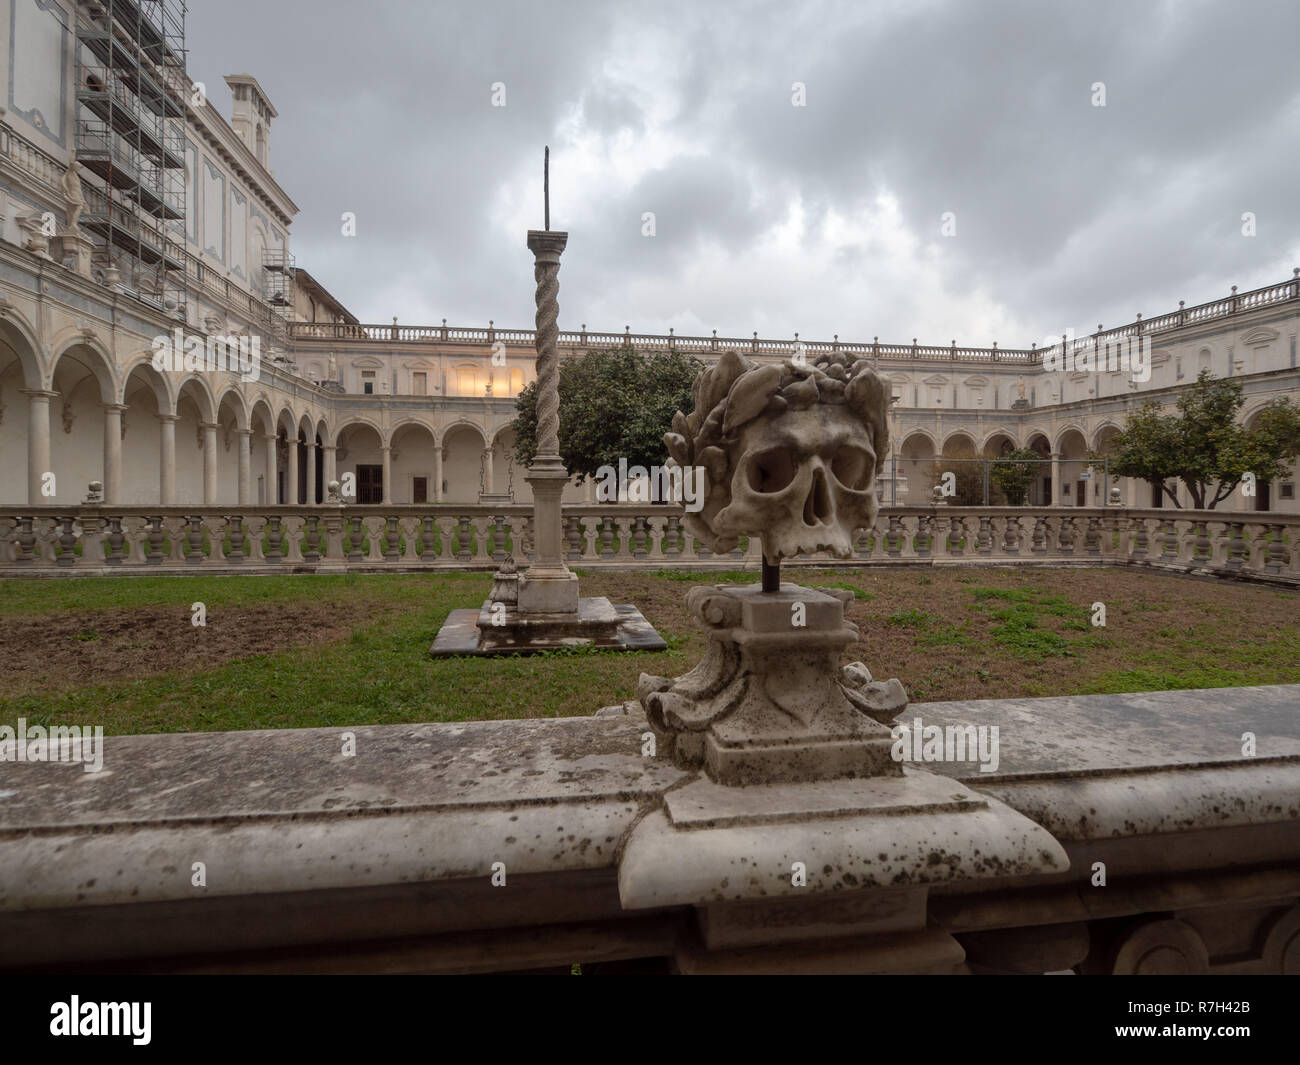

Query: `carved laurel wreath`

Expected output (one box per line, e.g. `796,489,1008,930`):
664,349,891,552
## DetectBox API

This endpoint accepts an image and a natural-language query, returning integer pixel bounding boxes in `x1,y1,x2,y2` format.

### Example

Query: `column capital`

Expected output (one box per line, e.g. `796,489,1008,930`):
101,402,128,414
321,443,336,453
526,229,568,264
19,388,59,400
236,427,254,437
156,413,179,424
200,421,220,432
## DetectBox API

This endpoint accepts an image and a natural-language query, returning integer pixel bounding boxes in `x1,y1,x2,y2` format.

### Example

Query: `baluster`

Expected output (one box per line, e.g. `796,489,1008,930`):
1159,517,1178,559
55,514,78,567
162,516,188,564
647,516,667,561
885,514,903,558
489,516,507,562
399,517,421,562
976,515,992,555
1030,515,1048,554
1084,515,1101,556
436,517,457,560
1131,517,1150,559
385,516,402,562
12,516,36,563
615,517,635,560
1266,523,1288,573
600,516,615,558
1057,516,1075,554
244,516,267,564
122,516,150,565
201,516,226,564
362,516,386,561
471,517,492,562
915,513,932,558
303,515,322,563
281,516,306,563
564,515,583,560
509,517,531,562
663,515,682,560
854,525,874,558
456,516,473,561
1002,515,1021,554
226,516,246,564
346,515,365,561
32,518,59,567
420,516,438,561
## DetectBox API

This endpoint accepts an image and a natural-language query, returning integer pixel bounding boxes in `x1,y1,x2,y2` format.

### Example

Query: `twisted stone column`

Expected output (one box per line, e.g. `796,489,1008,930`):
528,229,567,466
520,229,577,614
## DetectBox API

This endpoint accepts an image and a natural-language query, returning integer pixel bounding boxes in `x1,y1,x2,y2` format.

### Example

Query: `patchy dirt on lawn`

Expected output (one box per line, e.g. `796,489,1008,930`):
580,566,1300,702
0,600,396,696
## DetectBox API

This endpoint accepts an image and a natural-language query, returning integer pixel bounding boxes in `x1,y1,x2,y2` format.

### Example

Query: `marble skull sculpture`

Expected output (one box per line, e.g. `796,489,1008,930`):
664,349,891,563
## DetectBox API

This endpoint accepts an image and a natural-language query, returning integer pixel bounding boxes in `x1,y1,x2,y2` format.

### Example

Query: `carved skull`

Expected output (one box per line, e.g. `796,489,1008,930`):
664,350,890,564
717,404,880,561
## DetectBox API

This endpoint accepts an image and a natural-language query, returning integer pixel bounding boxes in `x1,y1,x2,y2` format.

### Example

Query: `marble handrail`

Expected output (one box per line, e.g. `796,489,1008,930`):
0,504,1295,583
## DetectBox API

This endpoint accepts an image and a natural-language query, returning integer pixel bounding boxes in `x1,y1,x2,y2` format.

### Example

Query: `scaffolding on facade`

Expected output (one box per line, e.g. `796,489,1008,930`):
262,247,295,343
73,0,187,320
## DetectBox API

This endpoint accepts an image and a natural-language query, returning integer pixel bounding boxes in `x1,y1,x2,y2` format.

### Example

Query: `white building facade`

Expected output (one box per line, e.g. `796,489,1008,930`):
1,0,1297,515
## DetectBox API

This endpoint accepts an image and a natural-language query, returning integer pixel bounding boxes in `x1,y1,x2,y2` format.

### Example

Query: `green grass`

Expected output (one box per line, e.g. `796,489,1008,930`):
0,572,690,735
3,567,1297,734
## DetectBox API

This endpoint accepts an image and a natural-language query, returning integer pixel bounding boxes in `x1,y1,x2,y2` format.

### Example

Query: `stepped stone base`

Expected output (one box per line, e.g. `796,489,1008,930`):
429,596,667,656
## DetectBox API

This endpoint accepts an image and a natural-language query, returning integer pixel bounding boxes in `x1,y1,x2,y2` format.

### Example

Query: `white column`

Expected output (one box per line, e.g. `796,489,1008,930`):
22,389,56,504
286,434,299,504
1049,453,1061,507
433,445,443,502
381,445,392,504
159,414,177,504
483,446,495,495
237,429,252,505
202,422,219,505
103,404,125,504
322,444,336,493
305,437,317,504
264,432,278,504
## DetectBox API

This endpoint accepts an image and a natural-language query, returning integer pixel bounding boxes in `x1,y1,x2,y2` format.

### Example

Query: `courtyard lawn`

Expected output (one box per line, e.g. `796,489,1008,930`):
1,566,1298,735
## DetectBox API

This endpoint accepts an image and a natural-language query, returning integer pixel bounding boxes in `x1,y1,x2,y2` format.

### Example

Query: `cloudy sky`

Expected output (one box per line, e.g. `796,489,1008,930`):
188,0,1300,349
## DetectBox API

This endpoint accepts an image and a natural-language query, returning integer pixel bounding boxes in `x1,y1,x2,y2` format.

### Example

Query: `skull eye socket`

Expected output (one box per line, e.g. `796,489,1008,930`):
746,448,796,493
831,446,874,491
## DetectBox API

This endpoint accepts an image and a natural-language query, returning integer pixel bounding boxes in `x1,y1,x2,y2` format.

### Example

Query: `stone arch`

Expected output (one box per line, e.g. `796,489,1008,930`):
980,430,1017,457
491,426,520,502
48,337,118,503
390,421,437,504
335,419,385,503
441,421,488,502
1057,427,1090,506
897,430,937,505
120,360,171,503
0,313,45,503
172,377,218,504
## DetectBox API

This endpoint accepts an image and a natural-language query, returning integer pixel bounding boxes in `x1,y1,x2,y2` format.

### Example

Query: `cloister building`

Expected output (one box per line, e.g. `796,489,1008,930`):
2,0,1298,516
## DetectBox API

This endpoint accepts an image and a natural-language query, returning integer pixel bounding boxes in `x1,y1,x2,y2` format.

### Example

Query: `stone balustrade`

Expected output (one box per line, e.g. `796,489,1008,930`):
0,504,1296,585
2,685,1297,973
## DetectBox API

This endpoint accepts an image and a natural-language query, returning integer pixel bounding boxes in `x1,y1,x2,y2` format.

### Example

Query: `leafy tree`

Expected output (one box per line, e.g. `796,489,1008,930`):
1092,370,1300,508
989,447,1040,505
512,347,702,483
